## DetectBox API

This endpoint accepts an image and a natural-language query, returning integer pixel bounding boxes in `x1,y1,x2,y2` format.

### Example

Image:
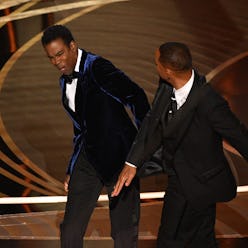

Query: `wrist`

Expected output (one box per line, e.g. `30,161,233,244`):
125,161,137,168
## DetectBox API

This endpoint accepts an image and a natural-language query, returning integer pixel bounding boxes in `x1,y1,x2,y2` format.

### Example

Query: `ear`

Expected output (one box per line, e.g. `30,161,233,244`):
160,66,172,82
165,67,174,76
69,41,77,52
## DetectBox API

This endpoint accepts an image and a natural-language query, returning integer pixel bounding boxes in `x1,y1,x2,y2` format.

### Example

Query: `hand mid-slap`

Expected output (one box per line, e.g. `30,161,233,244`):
64,174,70,192
111,164,137,197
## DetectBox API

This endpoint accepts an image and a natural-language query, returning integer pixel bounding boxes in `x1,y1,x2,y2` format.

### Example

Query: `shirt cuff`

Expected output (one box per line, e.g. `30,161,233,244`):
125,161,137,168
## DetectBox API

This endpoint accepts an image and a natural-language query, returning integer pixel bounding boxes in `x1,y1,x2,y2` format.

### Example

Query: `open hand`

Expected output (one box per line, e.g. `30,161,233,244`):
111,164,136,197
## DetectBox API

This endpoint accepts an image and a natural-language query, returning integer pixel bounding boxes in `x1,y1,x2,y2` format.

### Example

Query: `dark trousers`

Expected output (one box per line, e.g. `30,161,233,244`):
60,151,140,248
157,175,218,248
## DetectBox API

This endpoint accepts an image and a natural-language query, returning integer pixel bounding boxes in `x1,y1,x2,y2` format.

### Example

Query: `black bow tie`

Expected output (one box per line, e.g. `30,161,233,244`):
63,71,80,84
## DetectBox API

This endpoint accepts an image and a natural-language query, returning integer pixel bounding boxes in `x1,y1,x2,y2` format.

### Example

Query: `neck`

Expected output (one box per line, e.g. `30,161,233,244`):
171,69,192,90
73,49,79,68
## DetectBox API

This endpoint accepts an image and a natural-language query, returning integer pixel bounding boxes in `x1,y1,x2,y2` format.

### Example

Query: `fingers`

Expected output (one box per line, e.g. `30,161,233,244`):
112,176,126,197
64,182,69,192
112,171,127,196
125,174,134,187
64,174,70,192
111,165,136,197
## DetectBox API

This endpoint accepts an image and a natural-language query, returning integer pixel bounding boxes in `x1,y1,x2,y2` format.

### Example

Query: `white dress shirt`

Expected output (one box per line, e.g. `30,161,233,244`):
126,70,195,168
173,69,194,109
66,49,82,112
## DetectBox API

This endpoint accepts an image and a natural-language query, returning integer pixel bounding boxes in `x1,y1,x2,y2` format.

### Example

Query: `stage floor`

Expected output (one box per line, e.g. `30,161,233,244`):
0,238,248,248
0,192,248,247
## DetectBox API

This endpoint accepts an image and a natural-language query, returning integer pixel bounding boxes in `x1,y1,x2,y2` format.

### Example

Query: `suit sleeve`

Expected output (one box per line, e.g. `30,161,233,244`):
207,89,248,160
125,83,167,167
126,110,163,168
92,58,150,128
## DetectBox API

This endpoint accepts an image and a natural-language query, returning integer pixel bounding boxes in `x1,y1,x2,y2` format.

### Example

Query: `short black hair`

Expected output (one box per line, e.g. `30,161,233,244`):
159,42,192,71
41,25,75,47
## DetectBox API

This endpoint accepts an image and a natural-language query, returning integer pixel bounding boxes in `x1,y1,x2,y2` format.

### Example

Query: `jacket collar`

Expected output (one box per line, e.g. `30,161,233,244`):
148,70,206,139
163,70,207,138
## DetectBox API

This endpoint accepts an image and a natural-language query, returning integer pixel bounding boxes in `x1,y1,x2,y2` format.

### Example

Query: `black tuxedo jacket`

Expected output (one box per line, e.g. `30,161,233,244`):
127,70,248,209
60,49,150,183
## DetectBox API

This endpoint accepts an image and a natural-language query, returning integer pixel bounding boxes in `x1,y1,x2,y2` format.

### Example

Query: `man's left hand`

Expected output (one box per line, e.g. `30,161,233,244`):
111,164,137,197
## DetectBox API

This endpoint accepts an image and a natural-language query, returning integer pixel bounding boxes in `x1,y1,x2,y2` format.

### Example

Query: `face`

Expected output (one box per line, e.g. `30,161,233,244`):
155,49,171,82
44,38,78,75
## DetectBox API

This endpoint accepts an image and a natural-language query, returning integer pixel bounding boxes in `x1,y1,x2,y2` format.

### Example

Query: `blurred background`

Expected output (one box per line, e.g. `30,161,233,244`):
0,0,247,246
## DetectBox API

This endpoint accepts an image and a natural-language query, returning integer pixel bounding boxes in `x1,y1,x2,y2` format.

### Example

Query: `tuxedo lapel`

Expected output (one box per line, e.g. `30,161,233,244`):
148,82,171,135
75,50,89,122
59,49,88,129
59,77,81,130
163,72,207,150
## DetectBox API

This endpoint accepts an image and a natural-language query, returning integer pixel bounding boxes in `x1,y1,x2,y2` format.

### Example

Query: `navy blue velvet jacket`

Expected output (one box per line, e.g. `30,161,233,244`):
59,49,150,182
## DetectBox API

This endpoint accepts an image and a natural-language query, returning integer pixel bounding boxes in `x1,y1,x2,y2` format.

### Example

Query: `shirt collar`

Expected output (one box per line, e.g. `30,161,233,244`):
174,69,194,103
74,49,82,72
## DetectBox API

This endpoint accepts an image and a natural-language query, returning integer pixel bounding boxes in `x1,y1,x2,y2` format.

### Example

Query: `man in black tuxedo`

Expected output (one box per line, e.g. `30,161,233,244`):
112,42,248,247
41,25,150,248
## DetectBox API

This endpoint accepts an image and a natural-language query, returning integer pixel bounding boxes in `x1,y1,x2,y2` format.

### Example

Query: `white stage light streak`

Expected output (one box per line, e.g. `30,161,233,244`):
0,186,247,204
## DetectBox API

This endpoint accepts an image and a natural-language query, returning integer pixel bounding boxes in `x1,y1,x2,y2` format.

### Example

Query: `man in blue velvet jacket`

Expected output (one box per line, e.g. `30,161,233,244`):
41,25,150,248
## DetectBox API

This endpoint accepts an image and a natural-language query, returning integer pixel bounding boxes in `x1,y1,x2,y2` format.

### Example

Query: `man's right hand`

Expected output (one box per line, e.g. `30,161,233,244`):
64,174,70,192
111,163,137,197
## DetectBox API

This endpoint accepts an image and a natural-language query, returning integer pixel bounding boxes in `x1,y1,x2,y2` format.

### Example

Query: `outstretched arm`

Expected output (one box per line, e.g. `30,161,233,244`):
207,88,248,160
112,86,165,197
